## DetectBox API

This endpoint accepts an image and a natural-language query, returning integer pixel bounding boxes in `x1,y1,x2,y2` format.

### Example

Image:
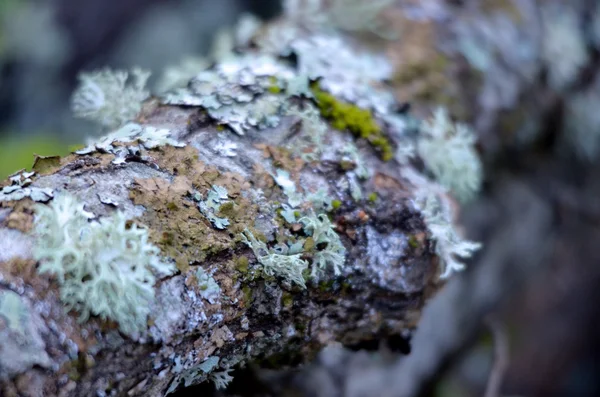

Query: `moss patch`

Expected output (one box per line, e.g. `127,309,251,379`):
310,83,393,161
130,145,260,272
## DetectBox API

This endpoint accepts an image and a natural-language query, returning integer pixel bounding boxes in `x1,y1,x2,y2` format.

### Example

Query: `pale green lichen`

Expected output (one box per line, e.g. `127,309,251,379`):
417,108,482,203
298,210,346,279
340,142,370,179
241,228,308,288
196,185,231,230
162,54,293,135
305,188,334,212
167,356,223,394
284,0,395,39
196,268,221,304
0,289,28,336
33,193,175,336
416,192,481,279
286,104,327,161
210,368,234,390
71,67,150,129
272,169,303,207
541,5,588,91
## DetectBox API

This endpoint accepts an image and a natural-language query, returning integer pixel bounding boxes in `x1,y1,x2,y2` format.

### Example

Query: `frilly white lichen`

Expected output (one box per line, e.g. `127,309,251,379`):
156,57,209,93
272,169,304,207
0,289,28,336
33,193,175,336
71,67,150,129
341,142,370,179
241,228,308,288
416,192,481,279
298,210,346,279
417,108,482,203
291,33,394,113
210,368,234,390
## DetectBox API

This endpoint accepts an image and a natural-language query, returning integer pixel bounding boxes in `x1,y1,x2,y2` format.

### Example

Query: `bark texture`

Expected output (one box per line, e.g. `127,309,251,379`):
0,55,443,397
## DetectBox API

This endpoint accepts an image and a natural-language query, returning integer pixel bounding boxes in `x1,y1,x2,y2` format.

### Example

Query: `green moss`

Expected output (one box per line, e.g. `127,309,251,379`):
236,256,249,274
267,76,282,94
217,201,235,218
268,85,282,94
242,285,253,305
331,200,342,210
408,235,419,249
282,292,294,308
368,192,378,203
303,236,314,252
295,321,307,333
318,279,335,292
311,83,393,161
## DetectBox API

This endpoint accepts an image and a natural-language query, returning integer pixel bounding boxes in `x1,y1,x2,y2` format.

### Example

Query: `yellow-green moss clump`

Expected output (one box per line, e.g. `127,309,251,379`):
310,83,393,161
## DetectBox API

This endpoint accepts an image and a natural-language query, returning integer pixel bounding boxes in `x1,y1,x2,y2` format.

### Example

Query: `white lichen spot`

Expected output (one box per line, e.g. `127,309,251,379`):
541,5,588,91
195,268,221,304
416,192,481,279
417,108,482,203
71,67,150,129
211,368,234,390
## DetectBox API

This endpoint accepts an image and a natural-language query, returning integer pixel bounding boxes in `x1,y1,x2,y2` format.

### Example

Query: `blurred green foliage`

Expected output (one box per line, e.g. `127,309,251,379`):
0,134,77,180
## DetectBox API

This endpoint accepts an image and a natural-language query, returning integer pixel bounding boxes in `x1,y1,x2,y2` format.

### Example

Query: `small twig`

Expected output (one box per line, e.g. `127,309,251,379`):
484,315,509,397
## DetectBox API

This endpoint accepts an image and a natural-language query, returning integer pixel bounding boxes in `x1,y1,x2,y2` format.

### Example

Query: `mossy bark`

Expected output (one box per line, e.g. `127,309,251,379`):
0,100,440,396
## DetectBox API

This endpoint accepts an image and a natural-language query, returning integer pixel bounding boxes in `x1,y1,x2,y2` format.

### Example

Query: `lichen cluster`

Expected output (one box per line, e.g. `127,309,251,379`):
33,193,175,336
0,2,491,393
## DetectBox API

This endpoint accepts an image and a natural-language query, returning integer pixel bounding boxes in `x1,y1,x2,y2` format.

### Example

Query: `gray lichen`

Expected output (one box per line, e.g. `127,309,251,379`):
0,171,53,203
75,122,185,157
162,55,294,135
195,185,231,230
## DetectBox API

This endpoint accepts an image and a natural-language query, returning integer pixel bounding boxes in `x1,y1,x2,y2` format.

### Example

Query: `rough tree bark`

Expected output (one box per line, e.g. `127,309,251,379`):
0,11,458,395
